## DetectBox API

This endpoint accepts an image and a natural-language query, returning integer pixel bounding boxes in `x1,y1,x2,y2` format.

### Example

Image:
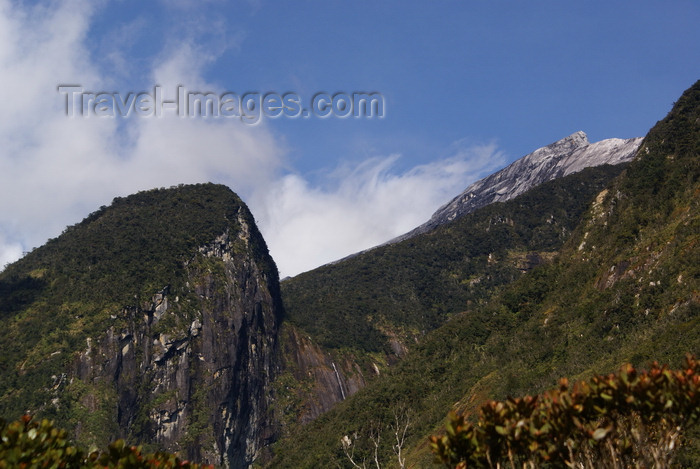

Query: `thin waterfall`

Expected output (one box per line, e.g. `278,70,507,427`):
331,362,346,400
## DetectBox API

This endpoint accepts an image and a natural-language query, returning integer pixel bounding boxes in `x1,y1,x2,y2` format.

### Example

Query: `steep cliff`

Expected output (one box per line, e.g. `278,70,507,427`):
275,324,366,427
0,184,282,468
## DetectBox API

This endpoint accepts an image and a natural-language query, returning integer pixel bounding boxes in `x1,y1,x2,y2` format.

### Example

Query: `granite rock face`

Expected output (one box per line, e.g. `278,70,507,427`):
392,132,642,243
278,325,366,424
72,209,282,468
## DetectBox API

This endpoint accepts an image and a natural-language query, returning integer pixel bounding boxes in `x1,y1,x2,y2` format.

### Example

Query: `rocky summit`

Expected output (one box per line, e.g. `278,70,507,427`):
392,131,642,243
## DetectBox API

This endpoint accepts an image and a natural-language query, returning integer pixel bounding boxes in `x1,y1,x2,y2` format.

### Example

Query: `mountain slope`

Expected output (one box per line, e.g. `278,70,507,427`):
275,164,632,436
268,80,699,468
392,132,641,243
281,164,628,356
0,183,283,468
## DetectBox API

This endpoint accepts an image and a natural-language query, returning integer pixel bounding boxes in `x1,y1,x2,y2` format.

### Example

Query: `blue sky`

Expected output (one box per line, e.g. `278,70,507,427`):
0,0,698,276
88,0,698,173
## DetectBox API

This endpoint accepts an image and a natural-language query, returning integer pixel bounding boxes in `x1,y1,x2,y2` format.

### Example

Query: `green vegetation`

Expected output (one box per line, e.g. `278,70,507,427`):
0,415,212,468
282,164,628,354
267,81,700,467
1,74,697,468
431,356,700,468
1,183,251,308
0,183,279,445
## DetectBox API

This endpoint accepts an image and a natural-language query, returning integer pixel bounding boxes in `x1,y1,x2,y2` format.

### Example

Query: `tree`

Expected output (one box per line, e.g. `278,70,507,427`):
340,406,412,469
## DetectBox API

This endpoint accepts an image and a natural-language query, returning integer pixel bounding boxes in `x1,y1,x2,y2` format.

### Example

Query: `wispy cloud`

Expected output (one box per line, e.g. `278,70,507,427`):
251,143,505,277
0,0,506,279
0,0,283,267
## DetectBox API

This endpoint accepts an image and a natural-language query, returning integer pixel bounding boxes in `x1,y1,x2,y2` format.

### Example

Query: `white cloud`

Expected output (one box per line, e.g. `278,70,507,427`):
0,0,283,267
0,0,507,281
251,143,505,277
0,234,22,270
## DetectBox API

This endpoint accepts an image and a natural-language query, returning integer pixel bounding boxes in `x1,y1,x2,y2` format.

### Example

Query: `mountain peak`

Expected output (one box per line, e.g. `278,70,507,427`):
526,131,590,165
553,130,589,149
389,132,641,243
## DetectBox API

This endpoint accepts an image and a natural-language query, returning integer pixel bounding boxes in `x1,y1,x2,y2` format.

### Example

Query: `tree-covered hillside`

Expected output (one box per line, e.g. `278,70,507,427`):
282,164,628,355
0,183,281,456
268,81,700,468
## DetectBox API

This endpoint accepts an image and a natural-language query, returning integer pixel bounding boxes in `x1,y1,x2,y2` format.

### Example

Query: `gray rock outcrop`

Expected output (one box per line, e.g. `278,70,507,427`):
72,210,282,468
392,131,642,243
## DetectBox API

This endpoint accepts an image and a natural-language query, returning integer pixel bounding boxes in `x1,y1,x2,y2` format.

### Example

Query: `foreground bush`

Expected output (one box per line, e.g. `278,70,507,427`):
431,356,699,468
0,415,212,468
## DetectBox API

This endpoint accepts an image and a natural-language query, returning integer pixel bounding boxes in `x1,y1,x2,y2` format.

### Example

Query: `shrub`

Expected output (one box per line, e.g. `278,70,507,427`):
431,356,700,468
0,415,213,468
